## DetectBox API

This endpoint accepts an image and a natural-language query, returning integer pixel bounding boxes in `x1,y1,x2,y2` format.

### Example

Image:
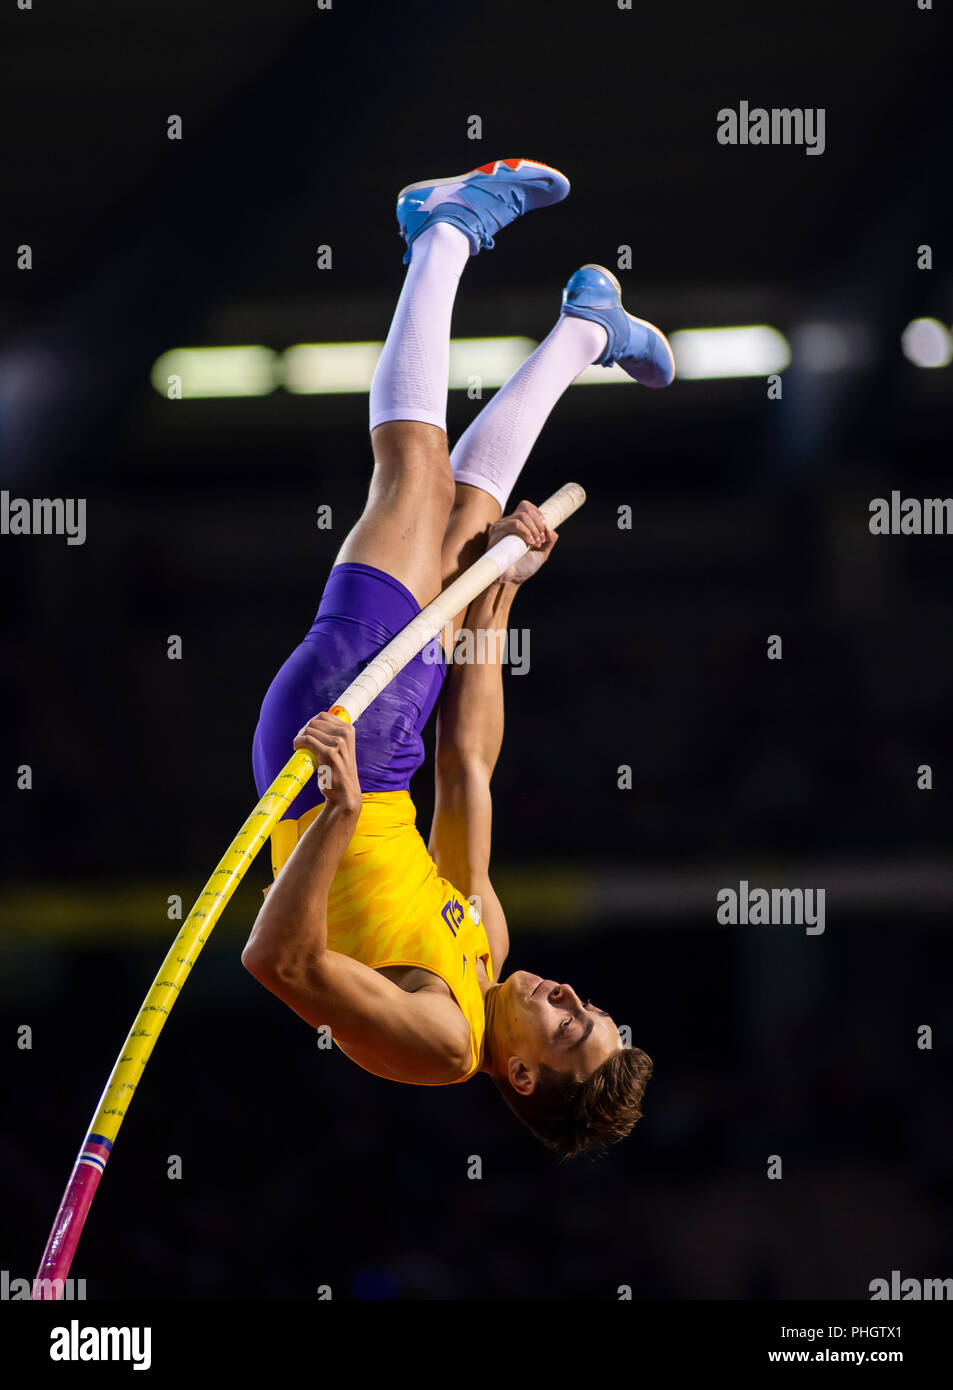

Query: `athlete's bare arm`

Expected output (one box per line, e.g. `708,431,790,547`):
242,713,471,1083
429,501,558,973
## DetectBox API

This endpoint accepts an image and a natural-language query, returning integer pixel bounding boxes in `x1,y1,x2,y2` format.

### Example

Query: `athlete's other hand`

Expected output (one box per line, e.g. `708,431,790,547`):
293,712,362,816
487,499,558,586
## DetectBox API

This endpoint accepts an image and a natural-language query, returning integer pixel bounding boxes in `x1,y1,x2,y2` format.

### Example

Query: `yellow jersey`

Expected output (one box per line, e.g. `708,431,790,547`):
269,790,494,1084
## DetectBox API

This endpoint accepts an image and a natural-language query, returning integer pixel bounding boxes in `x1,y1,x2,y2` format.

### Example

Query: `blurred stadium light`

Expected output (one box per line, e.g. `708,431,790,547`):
151,346,278,398
151,325,795,398
901,317,953,369
669,325,791,380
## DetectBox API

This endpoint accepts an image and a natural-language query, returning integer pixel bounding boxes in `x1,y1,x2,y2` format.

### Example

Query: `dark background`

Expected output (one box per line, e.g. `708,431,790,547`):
1,0,951,1300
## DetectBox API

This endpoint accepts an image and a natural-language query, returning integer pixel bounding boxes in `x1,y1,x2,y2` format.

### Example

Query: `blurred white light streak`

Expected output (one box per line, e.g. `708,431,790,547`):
153,326,795,398
669,325,791,380
151,347,277,398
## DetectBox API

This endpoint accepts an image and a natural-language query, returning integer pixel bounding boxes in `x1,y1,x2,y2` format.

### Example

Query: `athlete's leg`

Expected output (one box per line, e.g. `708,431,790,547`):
437,314,608,637
333,159,572,607
333,220,470,606
439,262,675,625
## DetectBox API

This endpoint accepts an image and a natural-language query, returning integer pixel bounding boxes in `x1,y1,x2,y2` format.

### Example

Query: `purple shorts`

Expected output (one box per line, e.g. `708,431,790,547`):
252,562,446,821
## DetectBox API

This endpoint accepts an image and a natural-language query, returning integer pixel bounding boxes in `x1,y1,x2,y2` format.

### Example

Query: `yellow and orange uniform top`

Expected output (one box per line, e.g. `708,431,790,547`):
269,790,494,1084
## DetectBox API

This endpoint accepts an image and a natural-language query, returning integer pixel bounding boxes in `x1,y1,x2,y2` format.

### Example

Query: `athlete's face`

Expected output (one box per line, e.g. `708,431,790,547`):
491,971,622,1093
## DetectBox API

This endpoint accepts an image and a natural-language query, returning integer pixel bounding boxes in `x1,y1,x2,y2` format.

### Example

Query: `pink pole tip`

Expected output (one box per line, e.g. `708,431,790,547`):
33,1147,109,1297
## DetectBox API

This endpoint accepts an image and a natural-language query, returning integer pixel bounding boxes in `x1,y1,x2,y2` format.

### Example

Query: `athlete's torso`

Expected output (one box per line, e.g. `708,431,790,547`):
269,790,494,1084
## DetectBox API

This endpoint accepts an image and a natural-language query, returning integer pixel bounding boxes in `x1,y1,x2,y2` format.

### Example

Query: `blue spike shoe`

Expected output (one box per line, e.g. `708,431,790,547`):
560,263,675,388
396,157,570,264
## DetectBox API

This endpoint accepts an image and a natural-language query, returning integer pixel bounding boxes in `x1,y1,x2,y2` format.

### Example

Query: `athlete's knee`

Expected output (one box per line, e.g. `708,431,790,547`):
371,419,450,468
368,435,455,517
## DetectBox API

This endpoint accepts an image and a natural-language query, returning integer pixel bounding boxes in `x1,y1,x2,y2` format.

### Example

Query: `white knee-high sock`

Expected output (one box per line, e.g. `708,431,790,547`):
368,221,470,433
450,315,608,510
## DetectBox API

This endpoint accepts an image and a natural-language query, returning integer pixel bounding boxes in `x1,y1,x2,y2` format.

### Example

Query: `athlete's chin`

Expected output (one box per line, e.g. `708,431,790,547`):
507,971,542,1004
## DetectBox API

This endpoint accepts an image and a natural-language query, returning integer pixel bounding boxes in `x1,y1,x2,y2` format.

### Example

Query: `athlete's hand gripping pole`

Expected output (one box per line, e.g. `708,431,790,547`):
33,481,586,1296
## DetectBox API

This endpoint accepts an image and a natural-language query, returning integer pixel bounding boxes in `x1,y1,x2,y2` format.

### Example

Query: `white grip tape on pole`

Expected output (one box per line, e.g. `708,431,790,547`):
333,481,586,723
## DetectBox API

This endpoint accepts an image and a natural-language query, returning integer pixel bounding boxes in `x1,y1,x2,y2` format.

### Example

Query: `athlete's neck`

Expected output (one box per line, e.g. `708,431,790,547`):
479,981,502,1074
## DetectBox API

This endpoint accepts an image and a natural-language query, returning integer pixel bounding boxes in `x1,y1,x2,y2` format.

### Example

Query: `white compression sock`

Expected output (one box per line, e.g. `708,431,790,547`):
450,315,608,510
368,221,470,433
